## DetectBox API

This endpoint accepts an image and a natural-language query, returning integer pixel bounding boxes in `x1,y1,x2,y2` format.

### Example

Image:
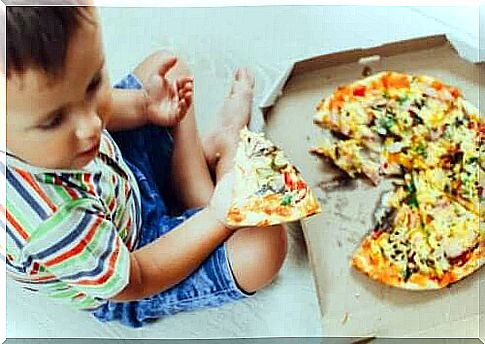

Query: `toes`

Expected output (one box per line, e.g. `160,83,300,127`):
229,68,255,98
235,68,242,81
235,68,255,88
177,76,193,89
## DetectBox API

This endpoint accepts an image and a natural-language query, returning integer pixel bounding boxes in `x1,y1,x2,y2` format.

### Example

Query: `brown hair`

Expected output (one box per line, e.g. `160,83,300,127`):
6,5,93,78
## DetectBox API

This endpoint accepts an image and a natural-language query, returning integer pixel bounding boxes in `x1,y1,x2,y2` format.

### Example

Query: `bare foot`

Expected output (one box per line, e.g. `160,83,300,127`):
203,68,255,178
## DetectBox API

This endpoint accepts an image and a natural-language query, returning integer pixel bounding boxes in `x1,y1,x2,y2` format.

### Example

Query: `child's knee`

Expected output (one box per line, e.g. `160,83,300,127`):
227,224,287,294
133,49,192,85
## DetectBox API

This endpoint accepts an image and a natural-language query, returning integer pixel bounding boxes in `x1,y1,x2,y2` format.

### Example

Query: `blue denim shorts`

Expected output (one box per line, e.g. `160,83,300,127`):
91,74,250,328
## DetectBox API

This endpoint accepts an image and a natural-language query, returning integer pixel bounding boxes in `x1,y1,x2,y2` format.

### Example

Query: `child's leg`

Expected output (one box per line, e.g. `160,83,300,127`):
226,224,288,293
194,69,288,294
135,53,287,295
97,68,287,329
202,68,254,178
133,50,214,209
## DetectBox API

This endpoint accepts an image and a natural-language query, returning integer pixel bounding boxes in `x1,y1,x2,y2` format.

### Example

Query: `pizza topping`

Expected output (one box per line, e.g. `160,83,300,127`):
283,170,298,190
447,243,477,267
375,115,397,136
353,85,367,97
280,194,293,206
273,151,289,170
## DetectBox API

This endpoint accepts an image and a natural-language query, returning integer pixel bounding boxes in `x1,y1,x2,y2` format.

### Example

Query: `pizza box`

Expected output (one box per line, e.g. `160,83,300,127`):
260,34,484,339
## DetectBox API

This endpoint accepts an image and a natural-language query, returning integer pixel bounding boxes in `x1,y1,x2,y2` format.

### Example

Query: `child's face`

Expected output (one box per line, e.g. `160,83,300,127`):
7,9,112,170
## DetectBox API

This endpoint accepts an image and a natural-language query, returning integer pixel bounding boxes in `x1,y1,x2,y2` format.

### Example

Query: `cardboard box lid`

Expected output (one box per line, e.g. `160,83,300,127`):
259,34,483,115
262,33,484,338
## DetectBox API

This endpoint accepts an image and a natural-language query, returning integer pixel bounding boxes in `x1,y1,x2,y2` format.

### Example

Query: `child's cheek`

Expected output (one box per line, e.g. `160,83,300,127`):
98,88,113,128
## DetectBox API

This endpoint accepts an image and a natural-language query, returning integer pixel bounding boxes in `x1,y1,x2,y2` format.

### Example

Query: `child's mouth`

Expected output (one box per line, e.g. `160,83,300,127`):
79,141,100,157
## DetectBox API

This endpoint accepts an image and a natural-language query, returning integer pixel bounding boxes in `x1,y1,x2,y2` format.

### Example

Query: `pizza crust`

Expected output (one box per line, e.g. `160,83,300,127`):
351,236,484,290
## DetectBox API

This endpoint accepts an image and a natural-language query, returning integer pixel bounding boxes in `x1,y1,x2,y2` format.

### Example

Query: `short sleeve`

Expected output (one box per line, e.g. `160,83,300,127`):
18,198,131,302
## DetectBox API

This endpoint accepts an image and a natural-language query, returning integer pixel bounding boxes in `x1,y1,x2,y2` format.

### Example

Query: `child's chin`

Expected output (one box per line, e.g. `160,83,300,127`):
74,152,97,169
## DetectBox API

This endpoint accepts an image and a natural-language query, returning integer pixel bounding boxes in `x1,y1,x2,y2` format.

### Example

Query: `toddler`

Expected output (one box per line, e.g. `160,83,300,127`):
3,6,287,327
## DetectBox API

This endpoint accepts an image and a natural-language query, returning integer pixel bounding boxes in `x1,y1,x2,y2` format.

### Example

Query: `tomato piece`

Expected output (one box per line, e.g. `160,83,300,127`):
382,73,390,89
371,229,384,240
390,74,410,89
284,172,297,189
353,85,366,97
449,87,460,99
431,80,443,91
284,172,292,187
382,72,409,89
296,180,306,190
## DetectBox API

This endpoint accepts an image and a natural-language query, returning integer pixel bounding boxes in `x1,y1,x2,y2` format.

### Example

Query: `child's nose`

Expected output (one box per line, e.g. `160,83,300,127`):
75,111,102,140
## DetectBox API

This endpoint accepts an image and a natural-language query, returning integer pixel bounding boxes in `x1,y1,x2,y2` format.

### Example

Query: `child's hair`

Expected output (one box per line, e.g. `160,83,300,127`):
6,6,93,79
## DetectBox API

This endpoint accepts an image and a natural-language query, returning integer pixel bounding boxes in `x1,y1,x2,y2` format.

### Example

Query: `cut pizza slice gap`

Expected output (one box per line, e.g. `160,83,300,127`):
226,127,321,227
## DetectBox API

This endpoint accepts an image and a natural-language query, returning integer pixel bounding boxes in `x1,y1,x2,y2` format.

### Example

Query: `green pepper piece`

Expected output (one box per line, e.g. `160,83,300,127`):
280,194,293,206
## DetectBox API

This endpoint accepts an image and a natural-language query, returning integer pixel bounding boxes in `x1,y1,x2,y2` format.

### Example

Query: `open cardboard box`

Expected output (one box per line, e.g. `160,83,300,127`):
260,34,484,339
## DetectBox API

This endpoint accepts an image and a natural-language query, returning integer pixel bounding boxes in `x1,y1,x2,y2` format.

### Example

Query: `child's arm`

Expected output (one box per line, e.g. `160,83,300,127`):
111,207,231,301
105,88,149,130
106,57,193,131
110,172,238,301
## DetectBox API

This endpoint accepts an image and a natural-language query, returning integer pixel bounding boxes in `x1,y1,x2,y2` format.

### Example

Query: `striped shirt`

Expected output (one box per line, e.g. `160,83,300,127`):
2,130,142,310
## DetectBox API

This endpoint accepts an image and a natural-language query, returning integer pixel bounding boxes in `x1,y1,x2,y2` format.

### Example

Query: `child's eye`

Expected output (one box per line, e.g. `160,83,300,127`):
39,111,65,130
86,73,103,96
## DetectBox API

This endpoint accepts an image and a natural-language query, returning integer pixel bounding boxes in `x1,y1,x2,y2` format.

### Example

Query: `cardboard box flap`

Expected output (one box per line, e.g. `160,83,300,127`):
260,34,482,115
259,61,295,110
446,32,482,64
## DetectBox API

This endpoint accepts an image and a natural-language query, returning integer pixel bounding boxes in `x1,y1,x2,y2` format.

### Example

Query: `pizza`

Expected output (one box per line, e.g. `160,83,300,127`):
311,71,484,289
226,127,321,227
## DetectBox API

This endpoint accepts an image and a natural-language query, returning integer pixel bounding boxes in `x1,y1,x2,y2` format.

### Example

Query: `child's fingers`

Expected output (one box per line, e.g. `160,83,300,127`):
184,82,193,92
171,80,180,101
158,57,178,77
176,76,193,89
182,82,193,94
177,91,191,114
178,80,192,94
183,92,192,107
177,87,185,99
178,85,192,100
177,76,193,85
183,91,192,99
182,93,192,112
179,99,187,117
177,81,193,97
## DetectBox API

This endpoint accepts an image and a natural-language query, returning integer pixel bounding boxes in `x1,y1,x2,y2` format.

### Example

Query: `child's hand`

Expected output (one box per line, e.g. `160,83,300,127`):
207,170,240,229
144,57,193,127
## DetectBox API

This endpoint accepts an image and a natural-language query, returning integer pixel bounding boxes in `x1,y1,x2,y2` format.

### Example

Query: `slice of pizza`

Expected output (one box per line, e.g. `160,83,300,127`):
439,99,484,215
351,169,484,290
313,71,460,139
226,127,321,227
310,137,383,185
